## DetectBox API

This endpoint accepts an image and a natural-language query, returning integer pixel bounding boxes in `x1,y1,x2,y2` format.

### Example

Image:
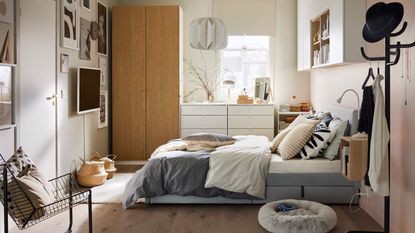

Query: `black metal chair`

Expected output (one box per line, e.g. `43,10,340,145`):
0,154,93,233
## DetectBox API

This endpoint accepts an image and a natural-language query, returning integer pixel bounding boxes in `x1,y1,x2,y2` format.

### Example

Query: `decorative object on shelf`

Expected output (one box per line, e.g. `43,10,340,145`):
189,0,227,50
0,0,13,24
97,0,107,56
299,102,310,112
60,53,69,73
91,153,117,179
337,89,360,116
0,29,10,63
349,2,414,233
80,17,91,60
237,94,253,104
98,90,108,129
184,52,230,102
279,104,290,112
76,158,108,187
62,0,79,50
98,57,106,85
223,75,235,103
81,0,91,11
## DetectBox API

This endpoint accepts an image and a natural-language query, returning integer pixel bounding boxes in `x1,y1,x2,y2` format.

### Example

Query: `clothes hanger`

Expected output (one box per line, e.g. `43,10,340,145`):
362,62,376,89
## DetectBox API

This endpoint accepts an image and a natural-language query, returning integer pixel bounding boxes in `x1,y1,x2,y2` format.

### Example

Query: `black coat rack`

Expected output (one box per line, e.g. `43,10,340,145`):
347,21,415,233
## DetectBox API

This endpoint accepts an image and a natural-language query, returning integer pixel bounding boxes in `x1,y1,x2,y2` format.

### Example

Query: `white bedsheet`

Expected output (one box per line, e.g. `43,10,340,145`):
205,136,271,198
268,154,341,173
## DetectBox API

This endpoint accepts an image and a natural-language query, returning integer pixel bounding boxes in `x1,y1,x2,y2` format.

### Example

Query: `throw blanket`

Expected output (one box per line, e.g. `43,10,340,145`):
123,149,253,209
205,136,271,198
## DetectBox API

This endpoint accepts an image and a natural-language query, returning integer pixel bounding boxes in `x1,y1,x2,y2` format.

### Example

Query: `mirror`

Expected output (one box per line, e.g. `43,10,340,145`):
254,77,270,102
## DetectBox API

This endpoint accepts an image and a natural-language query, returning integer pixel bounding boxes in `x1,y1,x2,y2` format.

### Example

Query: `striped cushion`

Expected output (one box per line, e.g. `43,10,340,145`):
278,123,317,160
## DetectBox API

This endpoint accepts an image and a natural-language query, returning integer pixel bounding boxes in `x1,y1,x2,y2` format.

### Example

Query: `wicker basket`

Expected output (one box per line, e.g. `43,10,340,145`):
91,154,117,179
76,161,108,187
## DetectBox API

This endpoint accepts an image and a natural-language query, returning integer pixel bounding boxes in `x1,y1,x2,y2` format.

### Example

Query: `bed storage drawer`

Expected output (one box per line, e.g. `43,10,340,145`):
253,186,301,204
304,186,356,204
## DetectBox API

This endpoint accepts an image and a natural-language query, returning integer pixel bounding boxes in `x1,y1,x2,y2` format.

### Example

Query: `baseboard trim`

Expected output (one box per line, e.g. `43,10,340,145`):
116,160,148,165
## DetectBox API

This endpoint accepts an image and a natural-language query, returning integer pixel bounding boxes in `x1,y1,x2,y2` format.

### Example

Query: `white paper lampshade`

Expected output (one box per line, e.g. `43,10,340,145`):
190,17,228,50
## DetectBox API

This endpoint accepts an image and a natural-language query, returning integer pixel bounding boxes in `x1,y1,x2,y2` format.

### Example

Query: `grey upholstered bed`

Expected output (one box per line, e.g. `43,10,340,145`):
145,104,360,205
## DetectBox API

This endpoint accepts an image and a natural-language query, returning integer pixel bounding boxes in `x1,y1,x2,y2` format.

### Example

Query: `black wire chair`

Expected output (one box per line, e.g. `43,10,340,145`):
0,154,93,233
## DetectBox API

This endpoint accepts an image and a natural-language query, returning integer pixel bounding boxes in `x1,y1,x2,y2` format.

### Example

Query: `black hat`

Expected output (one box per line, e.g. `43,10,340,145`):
363,2,404,43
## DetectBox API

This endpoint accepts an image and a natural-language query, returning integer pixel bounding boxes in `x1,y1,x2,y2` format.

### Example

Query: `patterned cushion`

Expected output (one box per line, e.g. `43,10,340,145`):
270,127,292,153
323,118,349,160
298,124,336,159
278,123,317,160
4,147,34,177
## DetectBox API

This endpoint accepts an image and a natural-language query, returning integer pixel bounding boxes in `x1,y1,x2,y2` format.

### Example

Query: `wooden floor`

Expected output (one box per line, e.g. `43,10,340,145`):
11,204,382,233
10,165,382,233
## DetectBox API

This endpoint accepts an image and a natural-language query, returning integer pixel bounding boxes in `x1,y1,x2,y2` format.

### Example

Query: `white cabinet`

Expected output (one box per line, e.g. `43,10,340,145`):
297,0,366,71
180,104,275,140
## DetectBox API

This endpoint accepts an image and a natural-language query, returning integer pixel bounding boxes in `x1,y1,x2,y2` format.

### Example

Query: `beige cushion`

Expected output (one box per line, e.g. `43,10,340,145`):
278,123,317,160
270,128,292,153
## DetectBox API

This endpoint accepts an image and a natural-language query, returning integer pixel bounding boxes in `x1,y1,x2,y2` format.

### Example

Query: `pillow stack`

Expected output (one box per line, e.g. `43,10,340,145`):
1,147,53,222
271,112,348,160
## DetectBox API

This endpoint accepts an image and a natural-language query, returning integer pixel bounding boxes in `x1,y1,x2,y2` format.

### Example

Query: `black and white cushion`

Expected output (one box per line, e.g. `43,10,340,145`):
298,124,336,159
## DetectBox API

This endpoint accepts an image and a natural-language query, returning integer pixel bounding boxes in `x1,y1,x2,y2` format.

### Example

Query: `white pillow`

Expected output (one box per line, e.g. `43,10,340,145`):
271,127,292,153
299,124,336,159
322,118,349,160
278,123,317,160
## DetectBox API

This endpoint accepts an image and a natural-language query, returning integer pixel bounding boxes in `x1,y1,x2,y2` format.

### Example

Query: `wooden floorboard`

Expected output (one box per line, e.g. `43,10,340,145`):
10,165,382,233
10,204,382,233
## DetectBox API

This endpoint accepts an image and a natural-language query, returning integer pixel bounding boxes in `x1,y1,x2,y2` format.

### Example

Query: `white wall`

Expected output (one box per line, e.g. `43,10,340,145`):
57,0,110,174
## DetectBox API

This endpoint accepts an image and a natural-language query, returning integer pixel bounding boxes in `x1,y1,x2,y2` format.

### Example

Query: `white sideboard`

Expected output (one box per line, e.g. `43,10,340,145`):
181,104,275,140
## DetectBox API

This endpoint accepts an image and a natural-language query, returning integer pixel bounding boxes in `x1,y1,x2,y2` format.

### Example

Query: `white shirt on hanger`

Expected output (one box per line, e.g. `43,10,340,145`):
369,74,390,196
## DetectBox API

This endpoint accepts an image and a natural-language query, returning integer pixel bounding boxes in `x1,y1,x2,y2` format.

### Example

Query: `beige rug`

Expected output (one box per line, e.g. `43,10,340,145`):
91,173,133,204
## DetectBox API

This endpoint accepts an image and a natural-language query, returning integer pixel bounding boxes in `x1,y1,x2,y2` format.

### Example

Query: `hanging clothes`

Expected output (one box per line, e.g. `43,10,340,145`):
358,86,375,186
369,74,390,196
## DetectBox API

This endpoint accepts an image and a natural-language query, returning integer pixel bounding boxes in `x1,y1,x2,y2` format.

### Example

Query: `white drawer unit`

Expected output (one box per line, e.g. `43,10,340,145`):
180,104,275,140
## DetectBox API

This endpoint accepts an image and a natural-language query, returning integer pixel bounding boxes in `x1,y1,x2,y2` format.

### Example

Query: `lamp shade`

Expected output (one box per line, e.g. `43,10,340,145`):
190,17,228,50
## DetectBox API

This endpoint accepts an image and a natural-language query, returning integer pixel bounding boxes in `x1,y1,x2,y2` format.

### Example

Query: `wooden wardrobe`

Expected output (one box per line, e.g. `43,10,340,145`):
112,6,181,161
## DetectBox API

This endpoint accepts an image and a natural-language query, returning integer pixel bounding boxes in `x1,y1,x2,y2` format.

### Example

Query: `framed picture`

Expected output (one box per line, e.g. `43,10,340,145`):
98,90,108,129
97,1,107,56
0,0,14,24
81,0,91,11
62,0,79,50
80,17,91,60
98,57,106,85
60,53,69,73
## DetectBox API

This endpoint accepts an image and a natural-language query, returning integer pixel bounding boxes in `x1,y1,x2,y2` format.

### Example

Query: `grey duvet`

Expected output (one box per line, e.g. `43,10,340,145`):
122,151,254,209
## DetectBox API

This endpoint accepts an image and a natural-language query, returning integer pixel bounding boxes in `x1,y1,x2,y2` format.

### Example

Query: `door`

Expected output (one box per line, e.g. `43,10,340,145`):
112,6,146,160
146,6,180,157
19,0,57,179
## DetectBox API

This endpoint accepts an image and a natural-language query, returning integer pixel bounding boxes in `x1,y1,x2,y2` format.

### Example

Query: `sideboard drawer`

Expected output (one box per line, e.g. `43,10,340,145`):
228,105,274,116
228,116,274,129
181,105,227,116
181,116,227,129
228,129,274,140
181,129,228,138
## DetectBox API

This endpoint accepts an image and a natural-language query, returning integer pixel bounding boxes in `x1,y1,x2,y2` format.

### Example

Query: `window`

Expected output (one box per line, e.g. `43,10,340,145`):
221,36,272,100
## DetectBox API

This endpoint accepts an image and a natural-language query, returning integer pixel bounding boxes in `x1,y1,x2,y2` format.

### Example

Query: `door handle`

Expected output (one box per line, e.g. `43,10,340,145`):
46,94,57,106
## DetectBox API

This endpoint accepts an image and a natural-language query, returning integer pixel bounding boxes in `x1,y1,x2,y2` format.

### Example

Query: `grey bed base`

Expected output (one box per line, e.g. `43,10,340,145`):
145,173,360,204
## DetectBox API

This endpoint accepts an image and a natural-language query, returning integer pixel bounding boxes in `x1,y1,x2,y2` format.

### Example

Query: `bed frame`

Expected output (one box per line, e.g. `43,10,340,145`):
145,104,360,205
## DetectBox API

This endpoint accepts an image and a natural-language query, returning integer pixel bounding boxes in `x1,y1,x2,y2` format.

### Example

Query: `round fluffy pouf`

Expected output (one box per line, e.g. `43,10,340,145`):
258,199,337,233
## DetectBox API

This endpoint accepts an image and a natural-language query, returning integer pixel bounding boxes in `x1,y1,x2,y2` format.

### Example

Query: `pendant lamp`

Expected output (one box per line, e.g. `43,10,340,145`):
189,0,227,50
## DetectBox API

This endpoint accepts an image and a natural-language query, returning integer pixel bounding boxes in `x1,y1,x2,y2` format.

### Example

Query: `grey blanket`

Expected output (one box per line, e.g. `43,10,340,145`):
123,151,254,209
